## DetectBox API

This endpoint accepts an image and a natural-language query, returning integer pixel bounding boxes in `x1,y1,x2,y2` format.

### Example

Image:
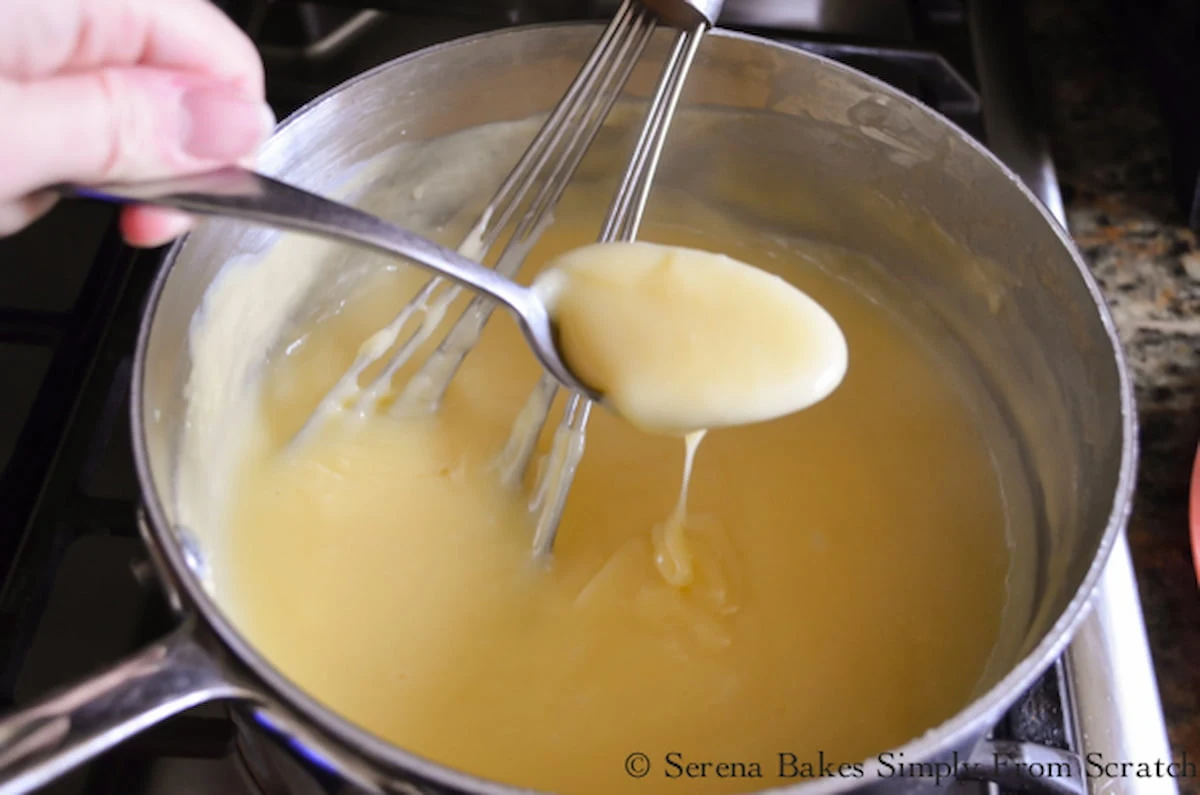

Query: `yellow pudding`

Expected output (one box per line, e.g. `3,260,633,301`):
534,241,847,435
218,211,1010,795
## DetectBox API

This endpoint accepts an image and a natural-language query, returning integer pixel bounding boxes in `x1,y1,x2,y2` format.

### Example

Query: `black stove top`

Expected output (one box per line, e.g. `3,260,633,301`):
0,2,1079,792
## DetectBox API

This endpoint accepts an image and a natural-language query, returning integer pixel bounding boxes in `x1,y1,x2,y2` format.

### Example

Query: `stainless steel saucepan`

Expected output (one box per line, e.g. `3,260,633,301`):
0,24,1134,795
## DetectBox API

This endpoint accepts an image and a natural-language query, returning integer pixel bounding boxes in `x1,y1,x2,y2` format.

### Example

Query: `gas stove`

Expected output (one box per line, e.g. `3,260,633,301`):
0,1,1175,794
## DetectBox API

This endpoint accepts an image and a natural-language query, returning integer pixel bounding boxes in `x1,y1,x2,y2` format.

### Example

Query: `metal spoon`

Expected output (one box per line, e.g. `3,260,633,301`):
60,167,599,403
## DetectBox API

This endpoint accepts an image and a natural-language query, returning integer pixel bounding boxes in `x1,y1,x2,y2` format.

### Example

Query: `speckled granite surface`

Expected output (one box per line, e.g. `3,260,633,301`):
1026,0,1200,765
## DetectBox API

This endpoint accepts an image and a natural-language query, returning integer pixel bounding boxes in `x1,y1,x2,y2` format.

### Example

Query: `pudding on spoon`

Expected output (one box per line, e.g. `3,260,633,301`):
533,240,849,436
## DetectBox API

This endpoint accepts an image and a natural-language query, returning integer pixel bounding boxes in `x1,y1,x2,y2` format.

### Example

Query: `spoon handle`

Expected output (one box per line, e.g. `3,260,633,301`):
58,168,594,400
58,168,533,314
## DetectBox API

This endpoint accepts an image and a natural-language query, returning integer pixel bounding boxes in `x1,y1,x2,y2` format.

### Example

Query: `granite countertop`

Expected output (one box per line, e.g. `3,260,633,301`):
1027,0,1199,763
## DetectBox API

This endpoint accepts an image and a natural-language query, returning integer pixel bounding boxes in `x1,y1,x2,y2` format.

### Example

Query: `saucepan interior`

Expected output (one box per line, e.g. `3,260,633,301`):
135,24,1132,790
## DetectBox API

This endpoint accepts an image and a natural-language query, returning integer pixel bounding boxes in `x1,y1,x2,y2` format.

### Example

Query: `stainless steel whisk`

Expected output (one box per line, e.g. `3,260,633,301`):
307,0,725,556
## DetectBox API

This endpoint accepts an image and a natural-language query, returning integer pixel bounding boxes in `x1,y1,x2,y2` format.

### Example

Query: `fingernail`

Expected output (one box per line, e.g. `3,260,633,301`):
180,87,275,161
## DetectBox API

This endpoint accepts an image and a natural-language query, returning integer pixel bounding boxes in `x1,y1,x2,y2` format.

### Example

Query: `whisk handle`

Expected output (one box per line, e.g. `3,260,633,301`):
642,0,724,27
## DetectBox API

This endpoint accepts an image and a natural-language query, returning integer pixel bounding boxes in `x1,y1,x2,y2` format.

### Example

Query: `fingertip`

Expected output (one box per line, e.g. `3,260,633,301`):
120,206,195,248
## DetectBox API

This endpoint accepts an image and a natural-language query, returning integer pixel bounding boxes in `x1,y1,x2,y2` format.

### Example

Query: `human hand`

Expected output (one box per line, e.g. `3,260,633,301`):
0,0,274,247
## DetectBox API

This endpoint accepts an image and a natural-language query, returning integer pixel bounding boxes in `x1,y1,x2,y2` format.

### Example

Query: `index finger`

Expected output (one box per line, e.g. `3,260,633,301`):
1,0,263,96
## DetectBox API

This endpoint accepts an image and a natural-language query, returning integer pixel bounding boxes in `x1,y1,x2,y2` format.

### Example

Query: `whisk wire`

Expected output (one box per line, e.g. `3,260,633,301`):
394,10,658,414
603,26,705,242
525,23,709,558
484,0,646,242
381,3,657,415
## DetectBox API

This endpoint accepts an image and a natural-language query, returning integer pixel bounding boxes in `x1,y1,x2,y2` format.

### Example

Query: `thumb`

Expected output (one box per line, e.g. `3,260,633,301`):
0,66,275,198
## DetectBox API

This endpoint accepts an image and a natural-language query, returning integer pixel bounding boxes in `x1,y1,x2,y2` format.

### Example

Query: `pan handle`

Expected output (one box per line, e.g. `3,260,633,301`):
0,618,250,794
